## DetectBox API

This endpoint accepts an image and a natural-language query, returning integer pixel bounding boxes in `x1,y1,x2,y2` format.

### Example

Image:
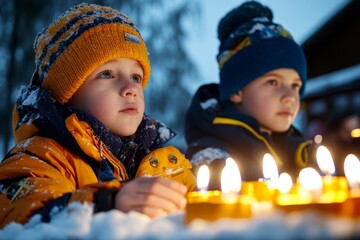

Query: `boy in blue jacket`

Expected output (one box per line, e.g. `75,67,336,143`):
184,1,316,187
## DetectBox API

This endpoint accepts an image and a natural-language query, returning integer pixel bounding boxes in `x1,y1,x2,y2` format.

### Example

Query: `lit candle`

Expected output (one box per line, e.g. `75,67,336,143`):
197,165,210,193
278,173,293,194
241,154,278,202
186,158,251,223
341,154,360,218
316,145,348,201
221,158,241,194
221,158,241,202
275,168,348,216
262,153,279,189
299,167,323,199
275,168,318,206
275,172,313,205
316,145,335,177
344,154,360,191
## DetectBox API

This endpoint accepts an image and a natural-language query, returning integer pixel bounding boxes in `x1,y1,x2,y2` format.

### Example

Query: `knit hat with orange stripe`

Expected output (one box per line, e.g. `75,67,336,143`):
216,1,306,101
32,2,150,104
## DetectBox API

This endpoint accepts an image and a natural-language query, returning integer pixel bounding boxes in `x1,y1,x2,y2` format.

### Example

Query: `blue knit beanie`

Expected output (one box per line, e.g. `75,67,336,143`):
217,1,307,101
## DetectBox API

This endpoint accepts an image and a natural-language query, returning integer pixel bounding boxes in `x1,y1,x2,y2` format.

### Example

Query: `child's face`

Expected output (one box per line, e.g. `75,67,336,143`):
231,68,302,134
69,58,145,137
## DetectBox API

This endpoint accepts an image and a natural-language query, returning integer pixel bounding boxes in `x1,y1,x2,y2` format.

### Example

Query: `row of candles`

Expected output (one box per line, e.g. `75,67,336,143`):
186,145,360,223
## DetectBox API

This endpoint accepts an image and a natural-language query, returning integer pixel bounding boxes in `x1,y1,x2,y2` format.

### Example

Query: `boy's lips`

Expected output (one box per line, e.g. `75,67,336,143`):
120,104,138,115
276,110,293,117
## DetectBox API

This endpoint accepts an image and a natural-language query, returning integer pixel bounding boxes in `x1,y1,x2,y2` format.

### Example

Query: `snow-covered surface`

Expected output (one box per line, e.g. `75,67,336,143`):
1,202,359,239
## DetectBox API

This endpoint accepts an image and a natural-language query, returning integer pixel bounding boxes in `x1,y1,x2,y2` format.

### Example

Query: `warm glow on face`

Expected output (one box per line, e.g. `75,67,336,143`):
221,158,241,194
316,145,335,175
278,172,293,194
299,167,323,192
197,165,210,192
262,153,279,189
344,154,360,188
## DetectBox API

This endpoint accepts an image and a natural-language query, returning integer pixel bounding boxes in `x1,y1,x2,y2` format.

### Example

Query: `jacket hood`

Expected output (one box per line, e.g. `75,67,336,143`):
184,83,224,145
185,83,261,144
13,84,67,143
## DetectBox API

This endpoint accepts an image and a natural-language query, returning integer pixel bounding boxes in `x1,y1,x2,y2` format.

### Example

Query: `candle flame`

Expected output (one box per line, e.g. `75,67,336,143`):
278,172,293,194
221,158,241,194
197,165,210,192
344,154,360,188
299,167,323,192
262,153,279,189
316,145,335,175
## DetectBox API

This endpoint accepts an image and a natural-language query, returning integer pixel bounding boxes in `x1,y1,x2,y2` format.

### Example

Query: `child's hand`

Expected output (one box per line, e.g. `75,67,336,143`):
114,177,187,218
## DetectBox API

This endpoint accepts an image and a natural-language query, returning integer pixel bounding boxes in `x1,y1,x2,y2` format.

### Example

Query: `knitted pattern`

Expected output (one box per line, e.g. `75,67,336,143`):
217,17,293,69
33,3,150,103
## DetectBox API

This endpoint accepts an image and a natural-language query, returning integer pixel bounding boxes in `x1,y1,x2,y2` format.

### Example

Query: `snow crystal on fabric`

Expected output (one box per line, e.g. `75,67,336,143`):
190,147,229,166
21,88,40,107
200,98,218,110
19,138,32,149
163,166,184,175
157,121,175,142
159,126,171,141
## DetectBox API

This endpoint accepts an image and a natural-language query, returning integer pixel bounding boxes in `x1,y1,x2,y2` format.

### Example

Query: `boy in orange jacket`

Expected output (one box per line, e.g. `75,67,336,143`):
0,3,195,228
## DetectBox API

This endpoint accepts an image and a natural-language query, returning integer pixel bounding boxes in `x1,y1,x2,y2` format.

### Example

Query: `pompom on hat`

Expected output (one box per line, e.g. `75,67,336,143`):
32,2,151,104
217,1,307,101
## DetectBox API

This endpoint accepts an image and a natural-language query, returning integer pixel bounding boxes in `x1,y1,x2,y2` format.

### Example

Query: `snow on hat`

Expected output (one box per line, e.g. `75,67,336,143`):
32,2,151,103
216,1,307,101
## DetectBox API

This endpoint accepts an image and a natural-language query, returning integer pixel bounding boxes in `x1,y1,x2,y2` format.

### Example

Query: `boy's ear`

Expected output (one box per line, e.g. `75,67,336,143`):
229,91,243,103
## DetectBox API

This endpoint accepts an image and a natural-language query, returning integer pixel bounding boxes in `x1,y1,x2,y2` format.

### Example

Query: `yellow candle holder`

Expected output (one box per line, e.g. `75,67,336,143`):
321,176,348,202
241,180,275,202
274,176,354,218
185,190,252,223
341,190,360,218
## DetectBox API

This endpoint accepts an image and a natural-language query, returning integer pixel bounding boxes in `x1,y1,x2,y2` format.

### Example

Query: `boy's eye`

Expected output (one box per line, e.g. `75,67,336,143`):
131,74,142,84
292,83,302,91
266,79,277,86
98,70,113,79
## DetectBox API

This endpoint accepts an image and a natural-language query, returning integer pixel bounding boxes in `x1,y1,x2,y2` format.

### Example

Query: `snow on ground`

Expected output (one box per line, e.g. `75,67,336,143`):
1,202,359,239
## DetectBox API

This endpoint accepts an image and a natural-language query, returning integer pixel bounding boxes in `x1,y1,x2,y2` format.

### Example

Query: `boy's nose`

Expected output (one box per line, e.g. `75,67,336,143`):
281,88,296,104
120,80,138,97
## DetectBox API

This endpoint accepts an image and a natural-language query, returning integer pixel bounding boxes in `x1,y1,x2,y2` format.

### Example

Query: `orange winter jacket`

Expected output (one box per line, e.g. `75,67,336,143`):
0,88,196,228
